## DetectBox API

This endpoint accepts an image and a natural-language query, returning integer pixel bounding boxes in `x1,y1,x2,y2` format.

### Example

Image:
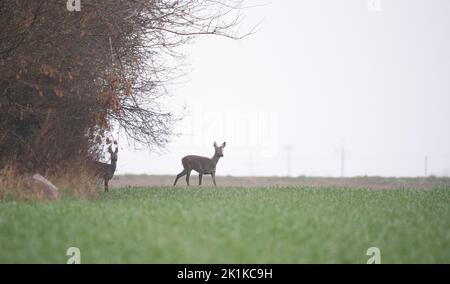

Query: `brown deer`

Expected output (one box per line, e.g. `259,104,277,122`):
173,142,226,186
91,145,118,192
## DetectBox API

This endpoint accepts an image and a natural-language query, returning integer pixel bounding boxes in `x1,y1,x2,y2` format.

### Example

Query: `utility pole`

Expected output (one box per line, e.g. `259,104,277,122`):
249,150,254,176
284,145,293,177
424,155,428,177
340,140,345,177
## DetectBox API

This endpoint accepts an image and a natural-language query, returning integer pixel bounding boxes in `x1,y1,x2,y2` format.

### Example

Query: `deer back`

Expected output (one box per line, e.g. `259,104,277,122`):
182,155,215,172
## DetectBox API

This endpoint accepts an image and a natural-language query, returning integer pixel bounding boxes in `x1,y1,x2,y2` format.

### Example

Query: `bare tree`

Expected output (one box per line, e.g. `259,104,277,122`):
0,0,249,174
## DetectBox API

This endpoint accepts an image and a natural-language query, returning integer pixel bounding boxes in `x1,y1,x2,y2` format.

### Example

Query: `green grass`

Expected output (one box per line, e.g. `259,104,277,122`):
0,187,449,263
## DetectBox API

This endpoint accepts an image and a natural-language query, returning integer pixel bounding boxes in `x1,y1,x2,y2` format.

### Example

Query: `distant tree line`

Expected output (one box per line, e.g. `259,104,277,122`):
0,0,247,175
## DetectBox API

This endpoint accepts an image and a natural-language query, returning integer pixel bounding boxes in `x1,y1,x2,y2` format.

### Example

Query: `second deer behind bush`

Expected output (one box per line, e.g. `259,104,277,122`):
90,145,118,192
173,142,226,186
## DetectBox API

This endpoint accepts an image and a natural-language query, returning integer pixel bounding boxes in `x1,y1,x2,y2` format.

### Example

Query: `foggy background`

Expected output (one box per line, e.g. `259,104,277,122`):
115,0,450,177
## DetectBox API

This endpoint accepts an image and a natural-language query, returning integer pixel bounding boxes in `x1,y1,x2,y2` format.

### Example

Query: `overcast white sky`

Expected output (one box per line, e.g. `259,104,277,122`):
115,0,450,177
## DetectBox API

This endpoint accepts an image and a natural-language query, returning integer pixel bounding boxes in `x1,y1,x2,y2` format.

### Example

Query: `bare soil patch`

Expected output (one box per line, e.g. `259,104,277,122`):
111,175,450,189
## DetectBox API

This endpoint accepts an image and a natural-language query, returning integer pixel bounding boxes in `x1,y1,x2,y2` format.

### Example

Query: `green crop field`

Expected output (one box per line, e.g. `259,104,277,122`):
0,187,449,263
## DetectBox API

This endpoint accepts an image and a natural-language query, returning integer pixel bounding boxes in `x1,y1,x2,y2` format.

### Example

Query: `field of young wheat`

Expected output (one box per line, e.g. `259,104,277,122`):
0,187,448,263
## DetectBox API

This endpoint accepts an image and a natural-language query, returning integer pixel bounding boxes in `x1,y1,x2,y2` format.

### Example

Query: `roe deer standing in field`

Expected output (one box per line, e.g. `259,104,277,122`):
91,145,118,192
173,142,226,186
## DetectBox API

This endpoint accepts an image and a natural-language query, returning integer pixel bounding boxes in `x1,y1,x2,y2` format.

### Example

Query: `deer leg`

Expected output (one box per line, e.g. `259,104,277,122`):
198,173,203,186
173,169,187,186
211,172,217,186
104,179,109,192
186,170,191,186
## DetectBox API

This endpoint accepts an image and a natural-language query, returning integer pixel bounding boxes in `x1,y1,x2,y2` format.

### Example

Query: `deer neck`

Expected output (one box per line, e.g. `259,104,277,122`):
110,159,117,172
211,153,221,166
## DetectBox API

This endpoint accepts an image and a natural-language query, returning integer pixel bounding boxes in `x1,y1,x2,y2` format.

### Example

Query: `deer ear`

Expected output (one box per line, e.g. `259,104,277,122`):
108,145,113,154
222,142,226,148
214,142,218,147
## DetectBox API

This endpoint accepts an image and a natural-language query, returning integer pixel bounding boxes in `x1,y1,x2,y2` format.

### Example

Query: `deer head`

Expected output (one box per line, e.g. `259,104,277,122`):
108,145,119,163
213,141,226,157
